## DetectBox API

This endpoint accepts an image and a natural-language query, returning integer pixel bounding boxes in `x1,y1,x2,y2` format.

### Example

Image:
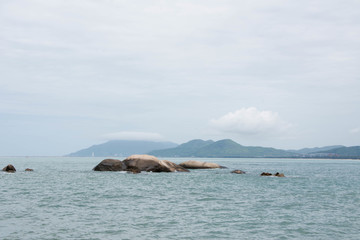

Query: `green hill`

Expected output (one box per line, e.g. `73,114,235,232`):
149,139,296,158
67,138,360,159
314,146,360,157
149,139,214,157
288,145,344,154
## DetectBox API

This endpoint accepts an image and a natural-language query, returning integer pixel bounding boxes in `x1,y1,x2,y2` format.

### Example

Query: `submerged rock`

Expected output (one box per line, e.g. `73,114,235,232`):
25,168,34,171
2,164,16,173
179,160,225,169
93,159,126,171
231,170,246,174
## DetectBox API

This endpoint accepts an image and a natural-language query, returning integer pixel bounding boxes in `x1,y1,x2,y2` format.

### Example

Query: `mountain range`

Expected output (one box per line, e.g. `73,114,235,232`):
312,146,360,157
287,145,344,154
66,139,360,158
149,139,295,158
67,140,178,157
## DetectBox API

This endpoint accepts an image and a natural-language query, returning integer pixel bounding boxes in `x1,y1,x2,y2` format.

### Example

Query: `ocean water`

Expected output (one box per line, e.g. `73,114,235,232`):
1,157,360,240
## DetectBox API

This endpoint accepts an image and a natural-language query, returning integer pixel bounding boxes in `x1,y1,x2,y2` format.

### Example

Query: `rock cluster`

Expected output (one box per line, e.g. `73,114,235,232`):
3,159,286,177
93,156,286,177
93,154,189,173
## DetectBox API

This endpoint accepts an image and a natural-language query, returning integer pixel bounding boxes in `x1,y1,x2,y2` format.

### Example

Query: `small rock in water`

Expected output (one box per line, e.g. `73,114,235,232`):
231,170,246,174
274,172,285,177
25,168,34,171
260,172,285,177
2,164,16,173
260,172,272,176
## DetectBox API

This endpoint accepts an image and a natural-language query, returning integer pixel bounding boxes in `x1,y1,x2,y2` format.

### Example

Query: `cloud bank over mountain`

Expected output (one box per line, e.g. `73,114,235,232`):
210,107,292,136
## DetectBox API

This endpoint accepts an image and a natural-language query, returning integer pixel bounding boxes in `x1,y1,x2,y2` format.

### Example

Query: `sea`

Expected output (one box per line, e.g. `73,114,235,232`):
1,157,360,240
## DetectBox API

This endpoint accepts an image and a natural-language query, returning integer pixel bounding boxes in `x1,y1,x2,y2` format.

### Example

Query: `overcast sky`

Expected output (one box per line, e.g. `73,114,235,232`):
1,0,359,156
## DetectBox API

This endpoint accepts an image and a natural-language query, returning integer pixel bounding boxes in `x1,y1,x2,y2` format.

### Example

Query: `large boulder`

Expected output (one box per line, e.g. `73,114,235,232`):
179,160,224,169
93,159,126,171
123,155,189,172
3,164,16,173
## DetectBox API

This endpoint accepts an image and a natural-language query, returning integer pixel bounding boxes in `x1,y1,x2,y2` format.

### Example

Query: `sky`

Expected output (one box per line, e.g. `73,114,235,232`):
1,0,359,156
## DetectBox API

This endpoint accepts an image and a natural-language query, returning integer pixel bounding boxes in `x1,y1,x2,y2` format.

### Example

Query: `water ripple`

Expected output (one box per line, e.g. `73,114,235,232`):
1,157,360,239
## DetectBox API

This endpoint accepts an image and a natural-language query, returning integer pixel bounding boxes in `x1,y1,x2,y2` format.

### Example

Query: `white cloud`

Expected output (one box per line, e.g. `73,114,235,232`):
210,107,292,136
102,131,165,141
350,127,360,134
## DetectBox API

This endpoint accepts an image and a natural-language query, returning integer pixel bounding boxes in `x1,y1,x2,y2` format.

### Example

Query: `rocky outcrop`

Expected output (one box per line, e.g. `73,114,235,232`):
260,172,285,177
2,164,16,173
25,168,34,171
93,155,189,173
179,160,225,169
231,170,246,174
93,159,126,171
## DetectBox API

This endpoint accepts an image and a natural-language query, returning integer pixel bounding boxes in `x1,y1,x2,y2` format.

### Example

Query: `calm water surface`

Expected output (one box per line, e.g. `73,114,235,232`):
1,157,360,239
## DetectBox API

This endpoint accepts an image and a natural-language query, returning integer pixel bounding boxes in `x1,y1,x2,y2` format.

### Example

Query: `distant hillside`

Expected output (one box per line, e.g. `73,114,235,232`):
288,145,344,154
67,138,360,159
149,139,214,157
149,139,296,158
67,140,178,157
313,146,360,157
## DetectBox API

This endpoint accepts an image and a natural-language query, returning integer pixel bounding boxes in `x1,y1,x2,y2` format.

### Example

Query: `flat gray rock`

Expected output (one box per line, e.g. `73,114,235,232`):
179,160,224,169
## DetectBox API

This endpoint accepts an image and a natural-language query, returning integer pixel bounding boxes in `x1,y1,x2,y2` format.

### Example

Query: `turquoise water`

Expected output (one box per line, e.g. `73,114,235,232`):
1,157,360,239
